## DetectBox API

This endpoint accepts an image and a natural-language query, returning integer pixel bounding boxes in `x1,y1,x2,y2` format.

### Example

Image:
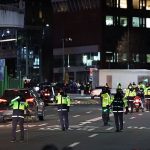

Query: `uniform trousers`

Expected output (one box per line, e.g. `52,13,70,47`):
11,117,24,140
102,107,109,126
58,110,69,130
113,112,123,130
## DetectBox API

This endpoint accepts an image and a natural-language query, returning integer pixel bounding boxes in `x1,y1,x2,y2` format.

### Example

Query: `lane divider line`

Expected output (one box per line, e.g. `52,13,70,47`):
73,115,80,118
88,134,98,138
68,142,80,147
106,127,114,130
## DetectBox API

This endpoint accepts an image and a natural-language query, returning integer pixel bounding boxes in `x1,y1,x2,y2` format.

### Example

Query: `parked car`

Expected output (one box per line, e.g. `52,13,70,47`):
90,86,104,99
0,88,45,122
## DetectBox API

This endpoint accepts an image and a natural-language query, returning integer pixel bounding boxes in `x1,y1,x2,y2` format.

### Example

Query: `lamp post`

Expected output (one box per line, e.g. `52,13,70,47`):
39,24,50,82
62,37,72,82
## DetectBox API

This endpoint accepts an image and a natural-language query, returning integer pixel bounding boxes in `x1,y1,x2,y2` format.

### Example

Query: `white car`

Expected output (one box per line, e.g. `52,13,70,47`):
90,86,104,99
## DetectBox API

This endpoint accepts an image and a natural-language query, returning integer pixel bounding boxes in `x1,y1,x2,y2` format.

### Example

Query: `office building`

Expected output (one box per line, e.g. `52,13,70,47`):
52,0,150,83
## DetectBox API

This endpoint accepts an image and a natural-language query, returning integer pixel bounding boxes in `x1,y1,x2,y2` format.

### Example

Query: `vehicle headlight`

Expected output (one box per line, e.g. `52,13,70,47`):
39,102,44,106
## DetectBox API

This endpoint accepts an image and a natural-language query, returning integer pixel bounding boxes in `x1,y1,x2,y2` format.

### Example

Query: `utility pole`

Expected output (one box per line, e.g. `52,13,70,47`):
62,38,65,82
62,37,72,82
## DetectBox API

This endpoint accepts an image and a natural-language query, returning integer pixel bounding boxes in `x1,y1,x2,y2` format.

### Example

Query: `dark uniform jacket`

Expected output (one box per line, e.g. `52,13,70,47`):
111,92,126,112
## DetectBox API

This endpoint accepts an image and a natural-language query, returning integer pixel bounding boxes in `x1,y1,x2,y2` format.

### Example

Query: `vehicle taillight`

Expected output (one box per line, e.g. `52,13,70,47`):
0,99,7,103
44,93,50,96
26,98,34,103
135,99,140,103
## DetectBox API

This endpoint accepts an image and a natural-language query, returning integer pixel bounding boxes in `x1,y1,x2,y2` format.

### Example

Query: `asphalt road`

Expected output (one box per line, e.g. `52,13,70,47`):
0,104,150,150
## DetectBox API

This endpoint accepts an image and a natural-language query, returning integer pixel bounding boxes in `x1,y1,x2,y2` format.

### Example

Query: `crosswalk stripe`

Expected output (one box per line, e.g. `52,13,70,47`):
106,127,114,130
88,134,98,138
73,115,80,118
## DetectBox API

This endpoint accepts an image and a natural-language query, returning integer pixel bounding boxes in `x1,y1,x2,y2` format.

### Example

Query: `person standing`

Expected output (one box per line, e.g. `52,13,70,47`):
111,89,127,132
9,93,29,142
124,85,136,113
100,87,111,126
55,90,71,131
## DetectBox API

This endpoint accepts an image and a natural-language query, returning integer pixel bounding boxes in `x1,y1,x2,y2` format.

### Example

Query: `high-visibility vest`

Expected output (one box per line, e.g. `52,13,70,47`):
101,93,111,107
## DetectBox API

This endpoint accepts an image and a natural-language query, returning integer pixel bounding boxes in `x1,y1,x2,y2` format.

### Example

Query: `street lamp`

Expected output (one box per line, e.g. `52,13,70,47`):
62,37,72,82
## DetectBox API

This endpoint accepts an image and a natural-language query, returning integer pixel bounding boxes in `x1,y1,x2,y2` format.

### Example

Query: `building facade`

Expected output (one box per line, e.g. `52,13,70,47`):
0,0,53,83
52,0,150,83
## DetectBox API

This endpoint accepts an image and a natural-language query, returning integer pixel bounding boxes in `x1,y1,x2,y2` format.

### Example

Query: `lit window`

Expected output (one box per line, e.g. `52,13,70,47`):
83,55,87,64
106,16,113,26
132,0,139,9
146,0,150,10
146,54,150,63
120,17,127,27
132,17,140,27
146,18,150,28
120,0,127,8
39,10,42,19
106,0,114,7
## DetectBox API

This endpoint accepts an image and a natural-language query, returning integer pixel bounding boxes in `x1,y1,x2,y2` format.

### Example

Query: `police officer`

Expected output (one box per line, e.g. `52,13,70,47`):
111,88,127,132
144,84,150,111
9,93,29,142
124,85,136,113
55,90,71,131
100,87,111,126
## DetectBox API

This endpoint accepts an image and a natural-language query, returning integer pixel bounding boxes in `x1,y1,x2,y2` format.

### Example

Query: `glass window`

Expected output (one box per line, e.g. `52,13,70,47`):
39,10,42,19
146,0,150,10
120,0,127,8
133,0,140,9
146,54,150,63
120,17,127,27
146,18,150,28
106,16,113,26
106,0,114,7
132,17,140,27
140,0,146,9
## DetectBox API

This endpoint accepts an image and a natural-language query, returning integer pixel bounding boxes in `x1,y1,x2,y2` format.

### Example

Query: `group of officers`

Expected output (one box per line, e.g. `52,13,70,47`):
9,89,71,143
8,81,150,142
100,82,150,132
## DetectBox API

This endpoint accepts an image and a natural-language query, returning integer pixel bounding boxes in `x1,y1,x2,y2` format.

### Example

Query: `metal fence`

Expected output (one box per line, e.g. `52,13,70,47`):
0,66,24,96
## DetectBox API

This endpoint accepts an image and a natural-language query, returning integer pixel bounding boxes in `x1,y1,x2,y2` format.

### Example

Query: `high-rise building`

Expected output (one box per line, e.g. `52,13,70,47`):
0,0,53,82
52,0,150,83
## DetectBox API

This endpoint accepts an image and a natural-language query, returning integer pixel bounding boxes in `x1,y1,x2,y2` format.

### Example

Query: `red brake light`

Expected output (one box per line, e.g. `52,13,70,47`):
0,99,7,103
44,93,50,96
26,98,34,103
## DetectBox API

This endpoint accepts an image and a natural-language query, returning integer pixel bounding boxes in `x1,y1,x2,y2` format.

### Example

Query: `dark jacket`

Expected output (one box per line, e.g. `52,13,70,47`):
111,92,125,113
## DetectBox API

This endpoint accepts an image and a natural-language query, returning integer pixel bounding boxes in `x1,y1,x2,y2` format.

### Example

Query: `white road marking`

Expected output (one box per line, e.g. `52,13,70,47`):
138,113,143,116
88,128,95,131
130,117,136,119
106,127,114,130
88,134,98,138
78,121,92,125
73,115,80,118
79,114,113,126
38,123,48,126
28,125,36,127
86,111,92,114
68,142,80,147
138,127,146,129
127,126,132,129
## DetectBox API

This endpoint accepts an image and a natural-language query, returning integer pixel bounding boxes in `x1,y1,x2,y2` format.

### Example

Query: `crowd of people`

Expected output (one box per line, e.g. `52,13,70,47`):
9,77,150,144
100,81,150,132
